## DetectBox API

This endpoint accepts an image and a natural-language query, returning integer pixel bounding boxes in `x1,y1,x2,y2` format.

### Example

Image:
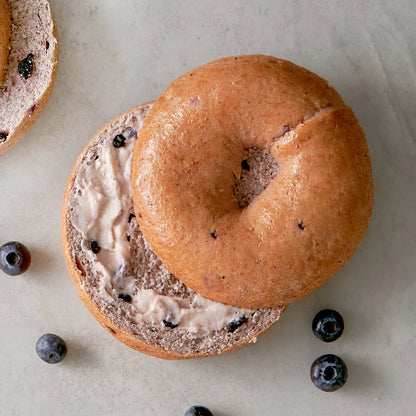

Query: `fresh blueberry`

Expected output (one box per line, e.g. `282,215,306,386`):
312,309,344,342
36,334,67,364
18,53,34,79
310,354,348,392
184,405,213,416
0,241,31,276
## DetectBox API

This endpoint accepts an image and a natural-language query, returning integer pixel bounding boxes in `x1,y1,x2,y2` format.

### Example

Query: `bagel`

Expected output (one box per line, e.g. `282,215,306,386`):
62,104,284,359
132,55,373,309
0,0,11,84
0,0,58,155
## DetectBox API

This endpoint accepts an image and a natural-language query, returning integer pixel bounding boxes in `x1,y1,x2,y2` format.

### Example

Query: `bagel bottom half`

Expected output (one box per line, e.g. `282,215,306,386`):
62,104,284,359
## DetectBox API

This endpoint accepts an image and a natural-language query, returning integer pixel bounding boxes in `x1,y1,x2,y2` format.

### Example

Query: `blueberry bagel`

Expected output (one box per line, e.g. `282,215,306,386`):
0,0,58,155
0,0,11,84
132,55,374,309
62,104,284,359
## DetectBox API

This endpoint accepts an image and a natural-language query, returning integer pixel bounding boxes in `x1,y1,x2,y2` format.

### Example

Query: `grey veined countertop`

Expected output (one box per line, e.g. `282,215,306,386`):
0,1,415,415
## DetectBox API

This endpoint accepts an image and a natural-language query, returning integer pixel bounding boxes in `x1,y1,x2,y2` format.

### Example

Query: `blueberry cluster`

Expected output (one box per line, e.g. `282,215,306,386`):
310,309,348,392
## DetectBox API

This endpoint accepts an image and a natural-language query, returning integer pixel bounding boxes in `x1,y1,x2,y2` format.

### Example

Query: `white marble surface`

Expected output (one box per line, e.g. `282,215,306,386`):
0,0,415,415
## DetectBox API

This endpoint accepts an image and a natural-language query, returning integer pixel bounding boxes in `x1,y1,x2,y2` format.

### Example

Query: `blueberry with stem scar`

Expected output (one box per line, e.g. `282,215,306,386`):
36,334,67,364
312,309,344,342
0,241,31,276
310,354,348,392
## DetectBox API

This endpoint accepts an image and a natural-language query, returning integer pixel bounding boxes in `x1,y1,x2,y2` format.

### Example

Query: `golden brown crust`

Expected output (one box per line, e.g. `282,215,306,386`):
0,18,59,155
0,0,11,84
62,104,284,359
132,55,374,309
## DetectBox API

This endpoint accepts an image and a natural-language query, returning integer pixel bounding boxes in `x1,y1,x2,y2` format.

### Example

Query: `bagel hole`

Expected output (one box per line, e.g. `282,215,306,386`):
233,147,279,208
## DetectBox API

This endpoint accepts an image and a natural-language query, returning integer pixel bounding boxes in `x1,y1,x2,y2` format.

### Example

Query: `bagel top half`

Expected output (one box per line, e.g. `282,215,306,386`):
0,0,11,84
132,55,374,309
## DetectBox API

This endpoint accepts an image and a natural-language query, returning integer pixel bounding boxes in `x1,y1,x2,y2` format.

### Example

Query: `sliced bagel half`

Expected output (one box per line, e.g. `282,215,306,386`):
62,103,285,359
